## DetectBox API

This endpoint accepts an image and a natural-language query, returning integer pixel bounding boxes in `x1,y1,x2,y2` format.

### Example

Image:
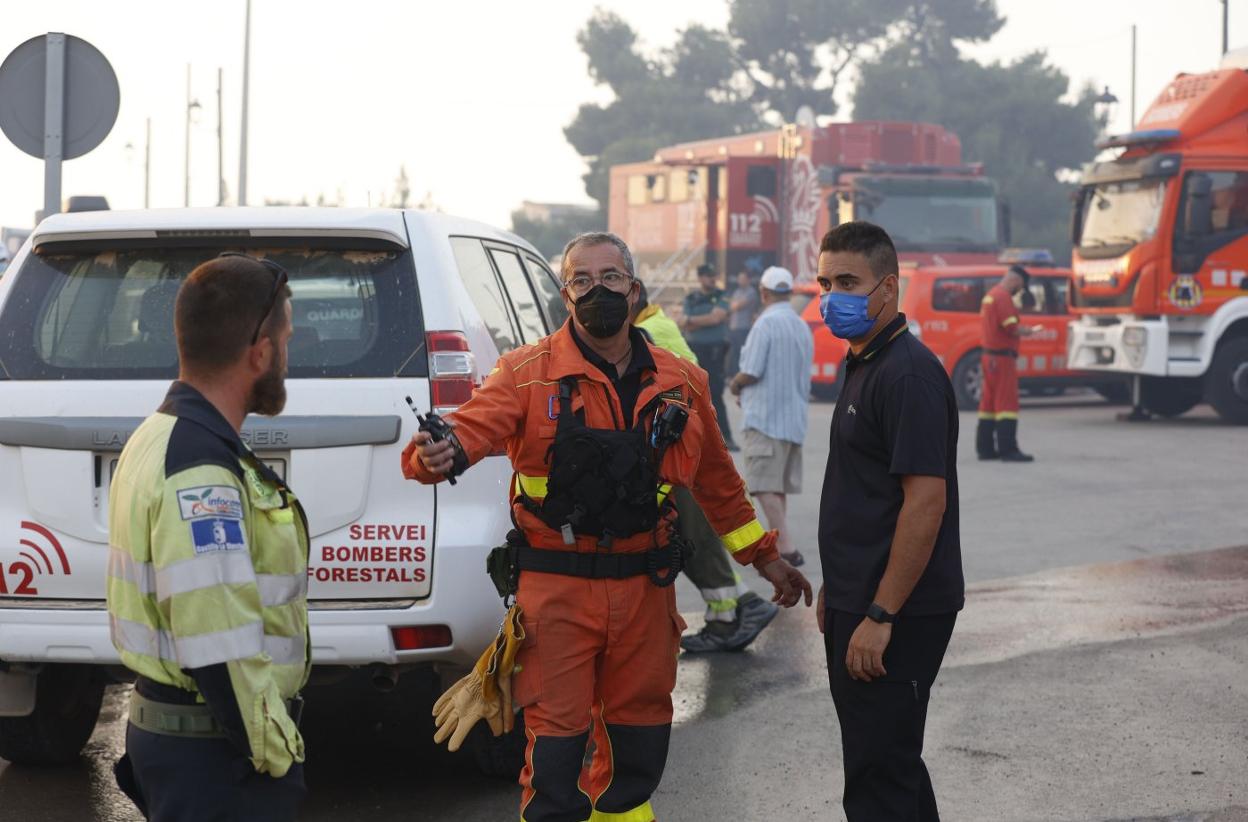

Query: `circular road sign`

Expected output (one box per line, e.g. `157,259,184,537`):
0,33,120,160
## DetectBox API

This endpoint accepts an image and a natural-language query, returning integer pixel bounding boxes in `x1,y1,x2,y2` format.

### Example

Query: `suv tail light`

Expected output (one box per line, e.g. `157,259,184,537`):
426,331,478,414
391,624,452,651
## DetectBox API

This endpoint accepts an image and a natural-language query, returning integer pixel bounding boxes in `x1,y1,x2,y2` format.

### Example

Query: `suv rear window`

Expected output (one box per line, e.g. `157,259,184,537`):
0,246,426,380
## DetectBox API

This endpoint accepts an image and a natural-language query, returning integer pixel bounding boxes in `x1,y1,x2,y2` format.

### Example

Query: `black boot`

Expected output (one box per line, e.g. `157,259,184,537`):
996,418,1034,462
976,418,999,460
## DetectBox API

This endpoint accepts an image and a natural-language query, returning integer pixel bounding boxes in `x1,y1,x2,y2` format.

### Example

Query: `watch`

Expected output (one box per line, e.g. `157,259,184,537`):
865,602,897,624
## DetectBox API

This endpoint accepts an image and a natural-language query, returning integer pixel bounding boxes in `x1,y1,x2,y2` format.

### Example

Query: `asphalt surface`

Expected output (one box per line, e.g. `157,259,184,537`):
2,393,1247,821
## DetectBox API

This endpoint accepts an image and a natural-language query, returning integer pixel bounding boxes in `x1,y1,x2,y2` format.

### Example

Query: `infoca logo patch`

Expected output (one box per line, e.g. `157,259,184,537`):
178,486,244,520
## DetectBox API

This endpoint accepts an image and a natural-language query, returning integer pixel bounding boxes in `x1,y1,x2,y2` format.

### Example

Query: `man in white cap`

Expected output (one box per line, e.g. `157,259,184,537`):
729,266,814,566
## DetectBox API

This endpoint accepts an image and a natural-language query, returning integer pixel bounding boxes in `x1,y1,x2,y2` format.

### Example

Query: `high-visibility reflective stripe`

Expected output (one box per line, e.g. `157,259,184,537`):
589,802,655,822
977,412,994,420
110,549,301,607
1002,316,1019,327
156,552,256,599
515,474,673,505
720,519,765,553
109,547,155,595
995,412,1019,420
111,615,176,662
516,473,547,499
698,585,738,605
176,622,265,667
706,598,738,613
256,573,307,608
111,615,297,669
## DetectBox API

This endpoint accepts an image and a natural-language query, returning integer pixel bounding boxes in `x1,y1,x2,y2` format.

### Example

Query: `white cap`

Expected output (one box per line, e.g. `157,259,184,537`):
759,266,794,292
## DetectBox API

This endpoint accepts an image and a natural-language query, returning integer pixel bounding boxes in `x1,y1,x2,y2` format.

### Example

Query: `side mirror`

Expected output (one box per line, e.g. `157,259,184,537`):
1070,189,1086,246
1184,173,1214,237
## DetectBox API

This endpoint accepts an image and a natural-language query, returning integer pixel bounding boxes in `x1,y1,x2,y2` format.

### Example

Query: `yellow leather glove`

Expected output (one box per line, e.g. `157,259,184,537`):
431,604,525,751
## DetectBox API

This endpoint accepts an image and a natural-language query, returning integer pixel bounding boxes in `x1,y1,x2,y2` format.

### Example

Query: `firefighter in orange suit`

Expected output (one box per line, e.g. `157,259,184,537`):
977,265,1039,462
403,232,812,822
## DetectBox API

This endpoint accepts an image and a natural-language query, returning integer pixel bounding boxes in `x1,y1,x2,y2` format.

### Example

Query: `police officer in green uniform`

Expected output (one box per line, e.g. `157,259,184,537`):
107,252,309,821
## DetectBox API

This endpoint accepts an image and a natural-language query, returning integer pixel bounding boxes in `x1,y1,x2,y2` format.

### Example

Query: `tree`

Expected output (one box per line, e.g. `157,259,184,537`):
854,45,1102,261
564,10,761,210
510,207,605,261
725,0,1002,122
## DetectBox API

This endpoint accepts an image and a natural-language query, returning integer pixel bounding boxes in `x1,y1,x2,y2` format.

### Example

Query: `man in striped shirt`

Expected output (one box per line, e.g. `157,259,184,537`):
729,266,815,566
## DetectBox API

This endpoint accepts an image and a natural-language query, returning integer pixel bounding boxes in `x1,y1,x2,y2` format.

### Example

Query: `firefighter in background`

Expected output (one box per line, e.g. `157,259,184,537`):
631,282,781,653
977,265,1042,462
404,232,811,822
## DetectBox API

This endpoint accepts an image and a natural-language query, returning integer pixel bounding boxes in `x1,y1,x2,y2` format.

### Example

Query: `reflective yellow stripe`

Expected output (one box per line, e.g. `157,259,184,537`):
982,295,994,304
1002,316,1019,327
995,412,1019,420
516,473,548,499
589,802,655,822
720,519,765,553
977,412,995,420
515,474,672,505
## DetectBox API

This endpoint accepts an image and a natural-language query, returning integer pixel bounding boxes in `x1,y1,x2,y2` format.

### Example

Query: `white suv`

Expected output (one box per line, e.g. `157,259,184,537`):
0,207,568,769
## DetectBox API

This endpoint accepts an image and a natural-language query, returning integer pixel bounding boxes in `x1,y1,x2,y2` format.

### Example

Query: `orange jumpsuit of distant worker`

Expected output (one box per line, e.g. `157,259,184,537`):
979,283,1022,422
403,322,778,822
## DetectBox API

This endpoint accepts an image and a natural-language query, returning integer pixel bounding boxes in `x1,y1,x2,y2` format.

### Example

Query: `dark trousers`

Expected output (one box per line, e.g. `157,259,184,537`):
116,724,306,822
689,341,735,445
825,610,957,822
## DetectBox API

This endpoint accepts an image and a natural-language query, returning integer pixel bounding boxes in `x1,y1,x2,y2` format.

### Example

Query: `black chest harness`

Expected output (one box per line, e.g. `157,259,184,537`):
489,376,689,597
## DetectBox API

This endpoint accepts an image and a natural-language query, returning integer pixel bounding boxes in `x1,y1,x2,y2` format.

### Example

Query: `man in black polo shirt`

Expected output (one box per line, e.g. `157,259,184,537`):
815,221,964,821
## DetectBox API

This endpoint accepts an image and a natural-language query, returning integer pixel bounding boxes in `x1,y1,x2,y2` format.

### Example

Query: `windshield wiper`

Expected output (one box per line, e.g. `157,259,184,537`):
1084,234,1138,247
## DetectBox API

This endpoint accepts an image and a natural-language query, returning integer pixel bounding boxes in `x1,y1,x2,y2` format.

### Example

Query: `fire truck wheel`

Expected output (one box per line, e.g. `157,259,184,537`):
468,709,527,779
1139,376,1203,418
1205,337,1248,425
951,351,983,411
0,664,105,765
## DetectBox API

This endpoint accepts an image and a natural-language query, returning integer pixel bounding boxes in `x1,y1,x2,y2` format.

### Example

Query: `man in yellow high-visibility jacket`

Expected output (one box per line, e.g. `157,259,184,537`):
108,252,309,821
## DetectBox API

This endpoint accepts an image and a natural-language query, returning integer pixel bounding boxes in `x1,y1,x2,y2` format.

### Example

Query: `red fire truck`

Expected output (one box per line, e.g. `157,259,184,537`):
1067,50,1248,423
609,121,1007,395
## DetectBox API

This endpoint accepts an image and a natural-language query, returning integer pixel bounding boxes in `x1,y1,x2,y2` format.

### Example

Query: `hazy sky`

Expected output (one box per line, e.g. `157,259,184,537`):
1,0,1244,231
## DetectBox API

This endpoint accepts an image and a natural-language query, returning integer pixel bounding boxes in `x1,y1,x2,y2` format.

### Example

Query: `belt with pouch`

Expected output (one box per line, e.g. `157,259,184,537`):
129,676,304,739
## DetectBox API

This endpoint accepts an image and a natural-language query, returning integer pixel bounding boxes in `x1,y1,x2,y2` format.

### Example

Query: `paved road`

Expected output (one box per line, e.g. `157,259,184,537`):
3,396,1247,821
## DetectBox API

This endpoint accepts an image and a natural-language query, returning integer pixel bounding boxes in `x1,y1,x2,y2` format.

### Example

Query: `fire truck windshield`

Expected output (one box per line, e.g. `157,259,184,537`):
1078,179,1166,250
852,176,999,252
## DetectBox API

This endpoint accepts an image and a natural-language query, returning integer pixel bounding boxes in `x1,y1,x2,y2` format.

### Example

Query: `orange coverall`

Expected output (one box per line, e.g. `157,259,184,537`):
403,322,778,822
979,284,1022,421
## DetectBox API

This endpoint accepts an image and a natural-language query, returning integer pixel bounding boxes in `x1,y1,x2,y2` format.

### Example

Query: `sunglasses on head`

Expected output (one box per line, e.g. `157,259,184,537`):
216,251,290,345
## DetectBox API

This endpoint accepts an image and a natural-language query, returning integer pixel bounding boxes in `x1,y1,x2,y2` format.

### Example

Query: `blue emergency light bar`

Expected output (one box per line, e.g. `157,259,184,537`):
998,248,1055,266
1095,129,1182,151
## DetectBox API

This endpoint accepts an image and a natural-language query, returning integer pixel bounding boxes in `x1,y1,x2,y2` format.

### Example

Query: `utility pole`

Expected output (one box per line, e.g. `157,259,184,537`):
1130,24,1137,128
184,65,200,207
144,117,151,208
217,67,225,206
238,0,251,206
1224,0,1230,56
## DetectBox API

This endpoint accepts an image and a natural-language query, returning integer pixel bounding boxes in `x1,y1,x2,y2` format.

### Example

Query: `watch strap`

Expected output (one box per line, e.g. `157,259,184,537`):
866,602,897,624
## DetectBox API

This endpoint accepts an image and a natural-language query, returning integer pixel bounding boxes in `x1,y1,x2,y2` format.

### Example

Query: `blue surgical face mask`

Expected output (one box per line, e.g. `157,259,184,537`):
819,276,889,340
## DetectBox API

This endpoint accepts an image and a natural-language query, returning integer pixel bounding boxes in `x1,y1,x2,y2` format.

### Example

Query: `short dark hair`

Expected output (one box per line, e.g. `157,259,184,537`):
175,254,291,373
696,263,716,277
1007,264,1031,285
819,221,899,280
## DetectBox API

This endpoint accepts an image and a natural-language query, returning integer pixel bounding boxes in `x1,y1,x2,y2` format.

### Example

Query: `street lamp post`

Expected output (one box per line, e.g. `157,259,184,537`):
184,65,201,207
